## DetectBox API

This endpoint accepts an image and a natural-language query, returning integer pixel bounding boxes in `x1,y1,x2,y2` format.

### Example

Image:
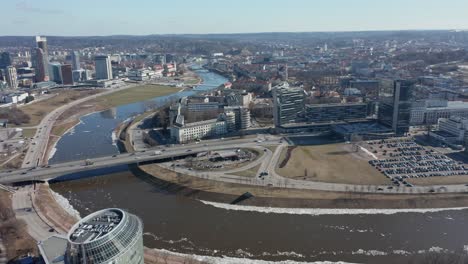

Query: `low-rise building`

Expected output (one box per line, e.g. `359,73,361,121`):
305,102,368,123
171,117,228,143
410,100,468,126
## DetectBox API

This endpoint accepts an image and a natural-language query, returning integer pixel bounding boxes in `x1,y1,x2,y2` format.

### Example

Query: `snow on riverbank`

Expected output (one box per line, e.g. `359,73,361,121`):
200,200,468,215
49,188,81,220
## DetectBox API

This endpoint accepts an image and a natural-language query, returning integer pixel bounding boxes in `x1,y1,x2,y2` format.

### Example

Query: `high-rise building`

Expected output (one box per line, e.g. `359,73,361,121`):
378,80,414,135
5,66,18,89
273,82,305,127
32,48,49,82
0,52,12,69
35,36,49,59
66,208,144,264
49,62,62,83
94,55,113,80
71,51,81,70
61,64,73,85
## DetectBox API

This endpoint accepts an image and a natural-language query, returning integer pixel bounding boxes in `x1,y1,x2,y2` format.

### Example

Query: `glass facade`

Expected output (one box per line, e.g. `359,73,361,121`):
66,209,144,264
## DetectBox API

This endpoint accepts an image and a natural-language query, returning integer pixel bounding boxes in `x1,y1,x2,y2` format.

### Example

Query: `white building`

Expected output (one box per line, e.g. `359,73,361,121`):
410,100,468,126
2,92,28,104
171,118,228,143
5,66,18,89
94,55,113,80
437,116,468,142
127,68,157,81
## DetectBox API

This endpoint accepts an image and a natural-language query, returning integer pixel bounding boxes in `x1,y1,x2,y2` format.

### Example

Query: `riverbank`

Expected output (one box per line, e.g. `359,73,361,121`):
136,163,468,209
43,85,181,163
31,183,205,264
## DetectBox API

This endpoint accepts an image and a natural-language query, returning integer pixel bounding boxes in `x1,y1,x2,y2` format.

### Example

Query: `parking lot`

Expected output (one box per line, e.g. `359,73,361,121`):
363,138,468,187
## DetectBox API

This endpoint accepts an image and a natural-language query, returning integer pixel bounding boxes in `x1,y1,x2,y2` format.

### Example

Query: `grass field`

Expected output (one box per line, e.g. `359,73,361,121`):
92,85,181,109
276,143,388,185
228,164,261,178
21,128,36,138
19,89,101,126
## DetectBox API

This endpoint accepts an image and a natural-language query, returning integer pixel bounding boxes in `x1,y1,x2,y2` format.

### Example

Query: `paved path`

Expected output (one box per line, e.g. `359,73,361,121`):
21,82,143,169
11,186,58,242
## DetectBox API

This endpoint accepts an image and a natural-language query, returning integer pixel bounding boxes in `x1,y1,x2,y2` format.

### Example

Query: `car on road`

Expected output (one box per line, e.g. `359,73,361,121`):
377,188,384,191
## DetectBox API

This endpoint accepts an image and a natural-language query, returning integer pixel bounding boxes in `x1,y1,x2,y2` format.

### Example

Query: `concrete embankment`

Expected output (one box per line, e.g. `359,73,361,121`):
134,163,468,209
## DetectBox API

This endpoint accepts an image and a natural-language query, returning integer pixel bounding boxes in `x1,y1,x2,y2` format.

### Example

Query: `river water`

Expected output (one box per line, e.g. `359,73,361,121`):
49,69,468,263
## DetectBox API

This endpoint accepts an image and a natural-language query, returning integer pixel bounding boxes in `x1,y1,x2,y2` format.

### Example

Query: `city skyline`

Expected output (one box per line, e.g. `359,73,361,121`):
3,0,468,36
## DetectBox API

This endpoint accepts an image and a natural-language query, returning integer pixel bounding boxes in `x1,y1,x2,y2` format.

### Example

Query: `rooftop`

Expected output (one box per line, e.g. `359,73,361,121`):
38,235,68,264
69,208,123,244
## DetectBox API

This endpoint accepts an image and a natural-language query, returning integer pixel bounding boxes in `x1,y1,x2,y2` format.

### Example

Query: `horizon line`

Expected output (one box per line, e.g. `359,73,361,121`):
1,28,468,38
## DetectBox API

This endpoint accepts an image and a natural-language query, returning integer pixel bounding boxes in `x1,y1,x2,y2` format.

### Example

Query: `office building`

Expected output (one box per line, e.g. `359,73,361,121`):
171,117,228,143
5,66,18,89
410,100,468,126
66,208,144,264
0,52,11,69
32,48,49,82
224,106,251,130
71,51,81,70
378,80,414,135
60,64,73,85
36,36,49,59
49,62,62,83
273,82,305,127
94,55,113,80
305,103,368,123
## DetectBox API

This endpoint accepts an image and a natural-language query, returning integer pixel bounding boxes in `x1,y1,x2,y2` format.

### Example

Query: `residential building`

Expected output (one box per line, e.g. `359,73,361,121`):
5,66,18,89
94,55,113,80
273,82,305,127
305,102,368,123
378,80,414,135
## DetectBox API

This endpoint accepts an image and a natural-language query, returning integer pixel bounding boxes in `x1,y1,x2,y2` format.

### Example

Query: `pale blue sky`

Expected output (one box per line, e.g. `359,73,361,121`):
2,0,468,36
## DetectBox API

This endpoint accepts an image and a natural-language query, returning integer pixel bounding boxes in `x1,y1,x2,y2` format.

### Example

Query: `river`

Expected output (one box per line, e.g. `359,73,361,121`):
49,69,468,263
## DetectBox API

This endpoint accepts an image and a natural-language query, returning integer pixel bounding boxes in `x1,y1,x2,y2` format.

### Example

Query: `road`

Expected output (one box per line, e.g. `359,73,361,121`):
21,82,144,169
1,138,280,184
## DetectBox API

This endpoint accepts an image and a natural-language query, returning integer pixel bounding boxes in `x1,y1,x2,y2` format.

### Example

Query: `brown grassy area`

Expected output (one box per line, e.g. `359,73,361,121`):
89,85,180,109
51,120,79,137
138,164,468,209
227,164,261,178
276,143,388,185
21,129,36,139
33,184,78,233
409,175,468,186
2,153,25,169
0,191,37,260
18,89,102,127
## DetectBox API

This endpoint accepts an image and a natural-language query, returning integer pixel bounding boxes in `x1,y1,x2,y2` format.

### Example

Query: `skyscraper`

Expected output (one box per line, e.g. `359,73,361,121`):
71,51,81,70
5,66,18,89
94,55,113,80
378,80,414,135
0,52,12,69
35,36,49,59
33,48,49,82
60,64,73,85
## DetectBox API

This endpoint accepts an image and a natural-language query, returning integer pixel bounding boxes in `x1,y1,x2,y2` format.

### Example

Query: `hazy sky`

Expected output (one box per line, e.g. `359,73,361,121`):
3,0,468,36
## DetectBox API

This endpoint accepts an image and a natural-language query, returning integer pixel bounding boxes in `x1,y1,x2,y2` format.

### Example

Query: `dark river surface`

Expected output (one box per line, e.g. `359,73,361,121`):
48,69,468,263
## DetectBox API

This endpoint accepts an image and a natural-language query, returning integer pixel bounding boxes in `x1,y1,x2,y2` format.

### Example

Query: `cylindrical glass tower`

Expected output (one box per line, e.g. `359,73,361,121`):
66,208,144,264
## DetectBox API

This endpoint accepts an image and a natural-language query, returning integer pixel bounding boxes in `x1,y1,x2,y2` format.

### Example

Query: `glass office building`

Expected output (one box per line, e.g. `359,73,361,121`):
66,208,144,264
